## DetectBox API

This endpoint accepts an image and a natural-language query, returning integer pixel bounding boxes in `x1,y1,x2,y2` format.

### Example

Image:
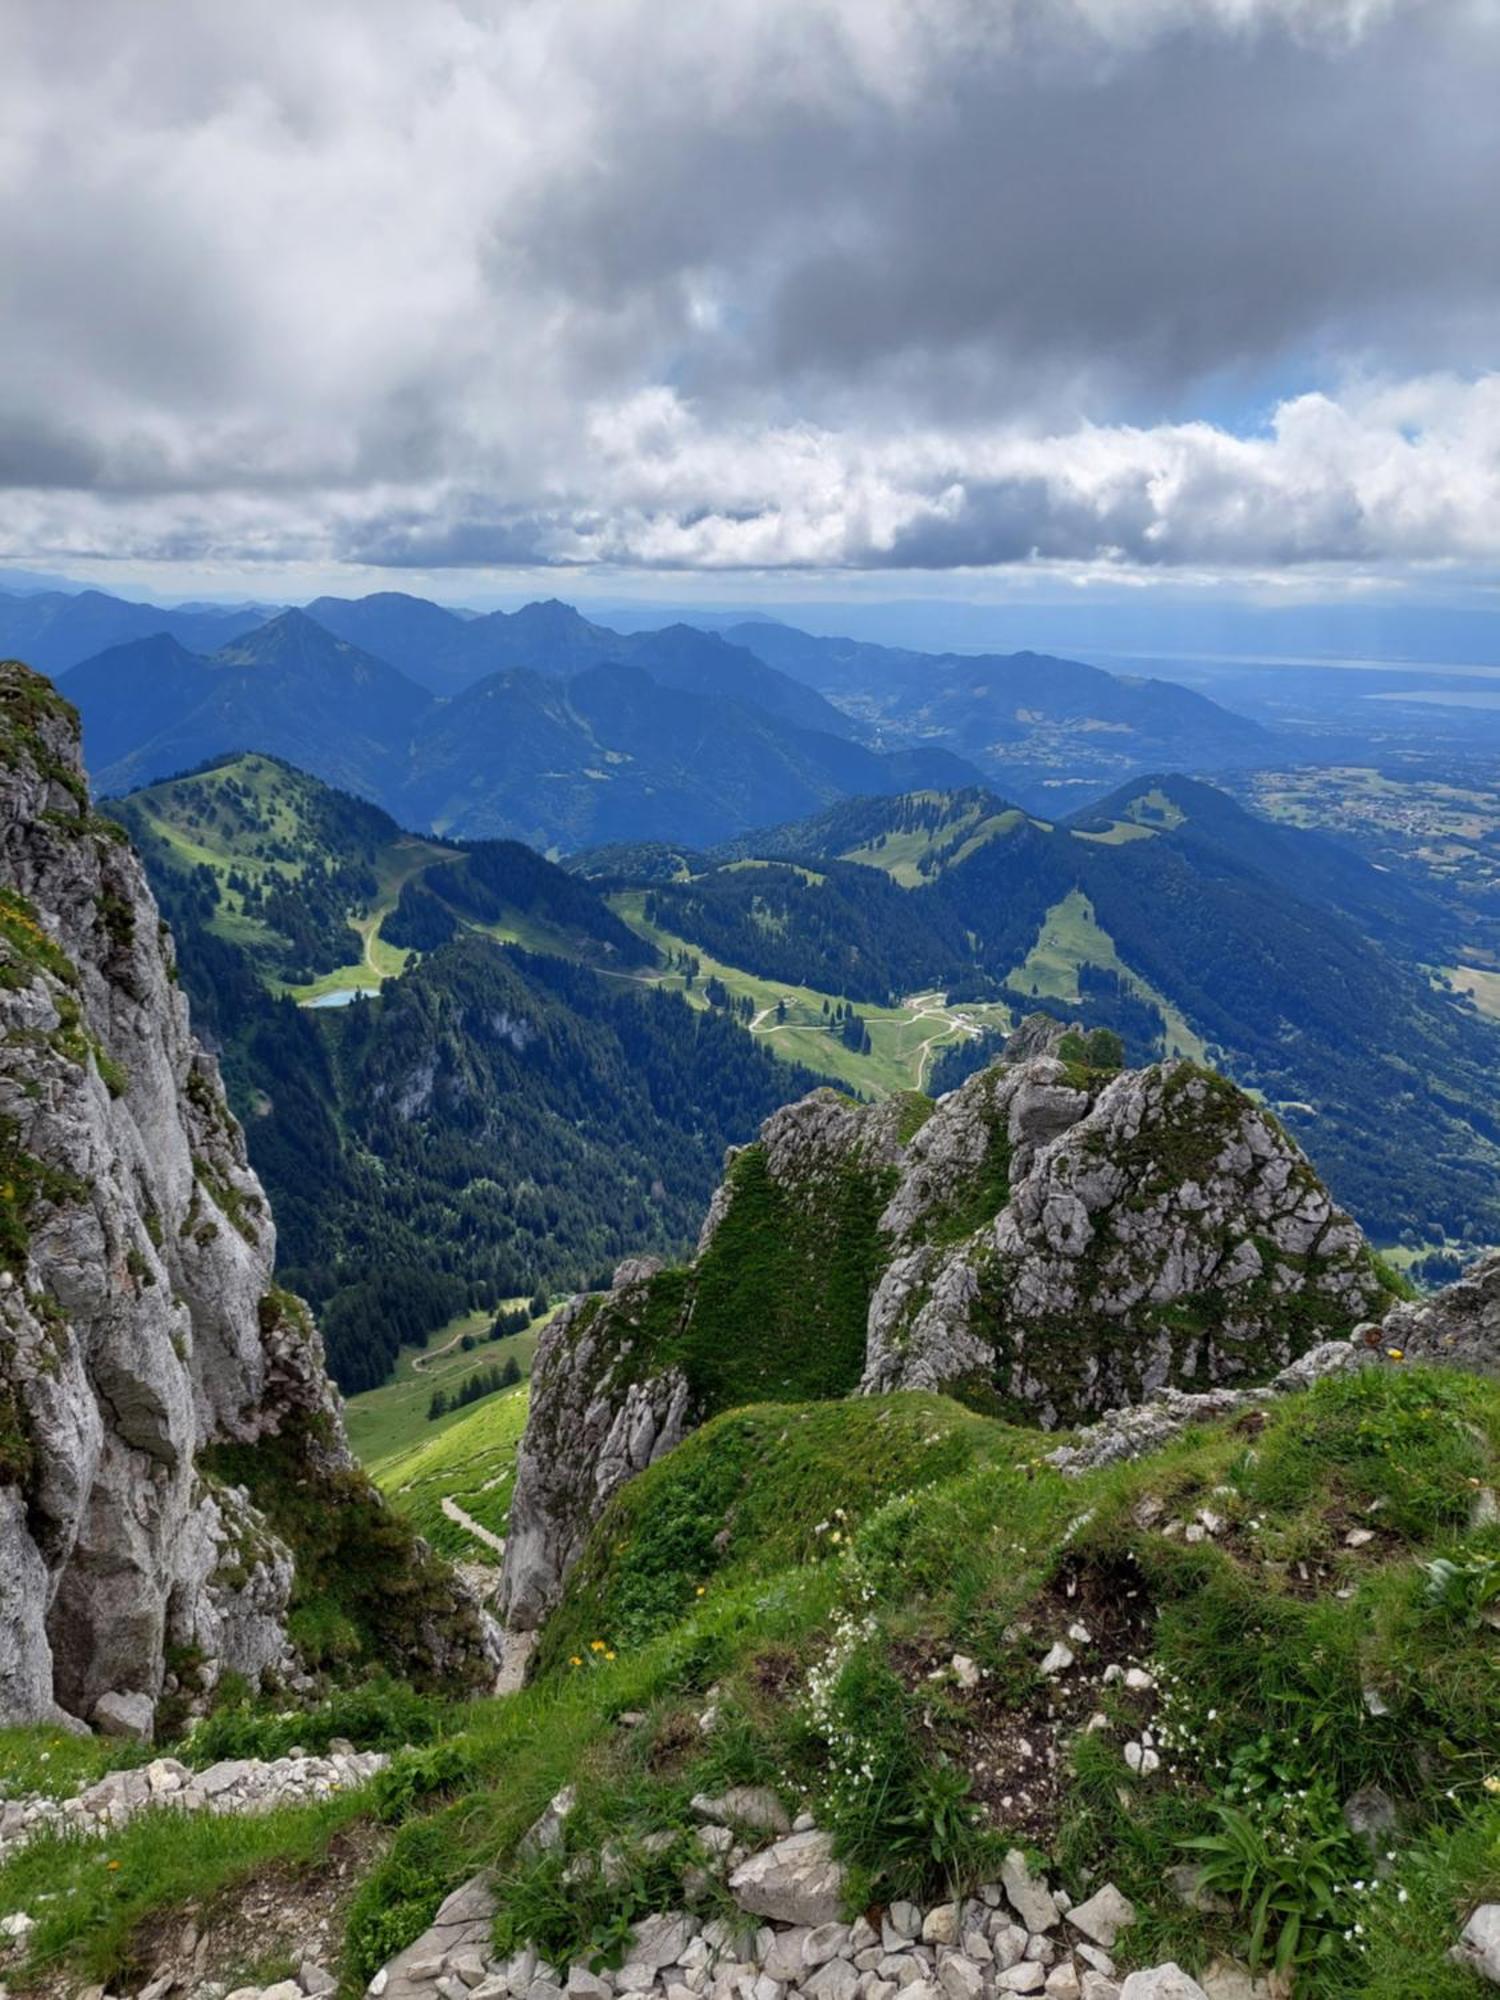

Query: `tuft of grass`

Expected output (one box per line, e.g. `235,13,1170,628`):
0,1725,152,1802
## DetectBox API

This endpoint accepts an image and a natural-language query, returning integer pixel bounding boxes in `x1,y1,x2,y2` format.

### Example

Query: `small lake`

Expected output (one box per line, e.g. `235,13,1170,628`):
301,986,380,1009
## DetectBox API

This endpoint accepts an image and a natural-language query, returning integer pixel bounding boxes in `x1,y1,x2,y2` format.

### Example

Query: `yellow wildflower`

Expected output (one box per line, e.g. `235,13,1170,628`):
569,1655,583,1667
590,1639,607,1652
605,1650,616,1660
1387,1348,1405,1361
695,1586,706,1596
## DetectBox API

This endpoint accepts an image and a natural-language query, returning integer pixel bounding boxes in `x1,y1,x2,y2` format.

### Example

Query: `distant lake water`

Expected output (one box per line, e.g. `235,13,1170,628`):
302,986,379,1008
1364,690,1500,709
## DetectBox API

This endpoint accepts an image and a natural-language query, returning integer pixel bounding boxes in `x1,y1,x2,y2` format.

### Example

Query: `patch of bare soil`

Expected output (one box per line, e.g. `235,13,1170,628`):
898,1552,1158,1848
30,1821,388,2000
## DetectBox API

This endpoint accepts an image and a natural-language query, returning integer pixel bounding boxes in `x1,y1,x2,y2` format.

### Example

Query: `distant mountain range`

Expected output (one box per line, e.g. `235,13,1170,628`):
59,607,981,849
2,581,1282,839
720,619,1275,808
113,745,1500,1387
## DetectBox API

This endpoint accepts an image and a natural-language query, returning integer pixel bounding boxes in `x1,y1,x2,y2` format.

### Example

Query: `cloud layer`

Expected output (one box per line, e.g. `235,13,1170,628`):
2,0,1498,577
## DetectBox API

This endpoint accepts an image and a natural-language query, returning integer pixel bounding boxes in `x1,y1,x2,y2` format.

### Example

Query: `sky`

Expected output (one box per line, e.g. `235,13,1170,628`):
2,0,1499,625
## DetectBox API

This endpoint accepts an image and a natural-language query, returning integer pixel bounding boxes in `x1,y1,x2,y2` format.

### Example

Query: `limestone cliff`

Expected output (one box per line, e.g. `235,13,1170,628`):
500,1020,1391,1633
0,660,492,1732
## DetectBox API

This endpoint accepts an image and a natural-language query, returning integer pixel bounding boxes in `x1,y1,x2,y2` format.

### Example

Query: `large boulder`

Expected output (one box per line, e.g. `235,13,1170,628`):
1382,1250,1500,1376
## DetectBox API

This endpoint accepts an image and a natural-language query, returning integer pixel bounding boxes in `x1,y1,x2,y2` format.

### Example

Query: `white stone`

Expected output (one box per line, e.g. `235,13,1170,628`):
1001,1850,1060,1934
1045,1969,1081,2000
1067,1886,1135,1950
93,1690,155,1742
922,1906,960,1947
990,1924,1028,1971
730,1832,846,1927
1123,1669,1154,1693
997,1967,1046,1995
1118,1970,1210,2000
692,1789,791,1836
929,1955,978,2000
1453,1904,1500,1984
804,1925,853,1968
1039,1642,1075,1677
806,1960,860,2000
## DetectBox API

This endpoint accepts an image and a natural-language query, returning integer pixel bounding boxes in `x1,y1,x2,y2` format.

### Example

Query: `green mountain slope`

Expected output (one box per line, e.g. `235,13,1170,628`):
111,758,834,1394
594,781,1500,1249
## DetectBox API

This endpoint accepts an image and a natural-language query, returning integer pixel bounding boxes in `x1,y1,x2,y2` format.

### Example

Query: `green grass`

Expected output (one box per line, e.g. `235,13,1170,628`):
1008,888,1207,1061
0,1724,150,1801
606,890,1016,1095
535,1394,1013,1670
838,801,1033,886
367,1384,532,1562
343,1306,543,1467
8,1365,1498,1998
1,1790,372,1990
287,834,452,1002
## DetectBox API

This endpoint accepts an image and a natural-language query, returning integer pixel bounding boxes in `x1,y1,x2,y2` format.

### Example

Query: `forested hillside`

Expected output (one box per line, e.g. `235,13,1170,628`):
110,757,829,1392
592,780,1500,1251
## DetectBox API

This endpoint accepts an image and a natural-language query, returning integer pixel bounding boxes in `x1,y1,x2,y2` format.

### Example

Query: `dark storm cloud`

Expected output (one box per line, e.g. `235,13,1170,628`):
1,0,1498,574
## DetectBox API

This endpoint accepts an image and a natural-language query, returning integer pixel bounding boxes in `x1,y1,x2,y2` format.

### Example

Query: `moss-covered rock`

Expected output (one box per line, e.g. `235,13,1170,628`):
502,1021,1387,1635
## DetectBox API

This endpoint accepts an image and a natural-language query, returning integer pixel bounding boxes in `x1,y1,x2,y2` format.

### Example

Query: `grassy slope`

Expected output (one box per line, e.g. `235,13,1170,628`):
343,1308,541,1466
1010,886,1208,1061
838,801,1035,886
288,834,451,1001
120,753,452,1001
8,1367,1498,1999
365,1385,531,1564
607,889,1015,1094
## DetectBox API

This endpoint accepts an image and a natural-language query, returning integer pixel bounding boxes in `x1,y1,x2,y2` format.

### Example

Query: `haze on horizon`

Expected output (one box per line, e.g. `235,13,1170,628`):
3,0,1499,640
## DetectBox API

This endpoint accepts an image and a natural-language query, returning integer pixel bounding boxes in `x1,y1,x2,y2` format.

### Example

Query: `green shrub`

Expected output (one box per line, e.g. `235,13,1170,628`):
185,1676,450,1766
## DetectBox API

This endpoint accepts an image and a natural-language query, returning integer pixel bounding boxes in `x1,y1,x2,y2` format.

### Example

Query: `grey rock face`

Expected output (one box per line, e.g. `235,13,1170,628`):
498,1261,692,1632
1118,1971,1210,2000
864,1056,1381,1423
1043,1339,1370,1477
1454,1904,1500,1984
1382,1249,1500,1376
728,1829,847,1925
0,662,485,1725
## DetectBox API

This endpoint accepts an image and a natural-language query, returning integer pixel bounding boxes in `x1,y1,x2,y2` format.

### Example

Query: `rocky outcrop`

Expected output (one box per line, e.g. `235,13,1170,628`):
863,1054,1382,1425
355,1805,1237,2000
500,1016,1388,1636
0,660,490,1729
0,1743,390,1861
1380,1248,1500,1376
500,1259,693,1632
